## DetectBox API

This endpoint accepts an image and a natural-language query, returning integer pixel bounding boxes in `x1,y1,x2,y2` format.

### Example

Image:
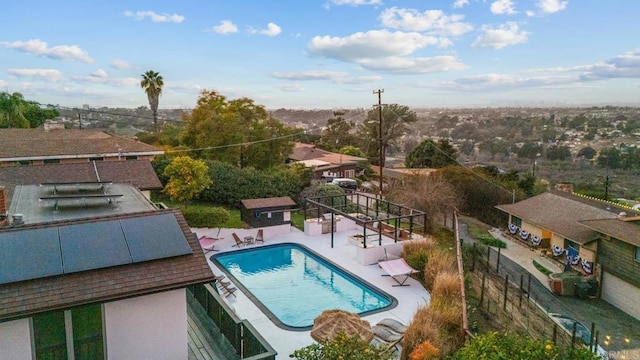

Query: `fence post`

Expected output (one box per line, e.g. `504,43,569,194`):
519,275,524,308
487,245,491,267
552,324,557,345
571,321,578,356
527,274,532,300
479,273,486,306
471,243,476,272
594,330,599,353
589,322,596,351
503,274,509,311
496,247,501,273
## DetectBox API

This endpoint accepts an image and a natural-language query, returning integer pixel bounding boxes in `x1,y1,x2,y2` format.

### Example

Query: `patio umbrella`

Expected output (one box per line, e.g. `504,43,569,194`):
310,309,374,343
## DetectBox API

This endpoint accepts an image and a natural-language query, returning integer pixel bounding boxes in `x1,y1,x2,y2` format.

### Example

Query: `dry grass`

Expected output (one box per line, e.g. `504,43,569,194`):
401,236,436,257
423,248,456,291
402,305,465,359
431,271,461,301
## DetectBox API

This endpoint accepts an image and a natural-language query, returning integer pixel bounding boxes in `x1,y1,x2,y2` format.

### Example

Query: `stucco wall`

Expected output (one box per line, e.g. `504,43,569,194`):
104,289,187,360
0,318,32,360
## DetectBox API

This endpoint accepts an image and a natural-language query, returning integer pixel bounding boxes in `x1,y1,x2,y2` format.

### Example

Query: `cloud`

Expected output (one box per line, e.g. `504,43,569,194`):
308,30,442,62
491,0,516,14
358,55,466,74
379,7,473,36
110,59,133,69
7,68,64,82
124,10,184,23
472,22,528,49
91,69,108,78
278,83,305,92
325,0,382,7
536,0,568,13
249,23,282,36
211,20,238,34
0,80,6,87
435,73,574,91
526,10,536,17
453,0,469,8
271,71,382,84
1,39,94,63
71,75,139,87
578,50,640,80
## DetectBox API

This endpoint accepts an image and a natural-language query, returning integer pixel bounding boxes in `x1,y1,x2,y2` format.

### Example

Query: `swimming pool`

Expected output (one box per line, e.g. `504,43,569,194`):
211,243,397,330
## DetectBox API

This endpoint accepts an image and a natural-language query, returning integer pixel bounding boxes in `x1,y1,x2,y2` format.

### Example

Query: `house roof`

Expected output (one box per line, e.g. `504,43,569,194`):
0,129,163,161
579,218,640,247
496,191,618,245
0,160,162,199
241,196,297,209
0,208,215,322
290,143,366,164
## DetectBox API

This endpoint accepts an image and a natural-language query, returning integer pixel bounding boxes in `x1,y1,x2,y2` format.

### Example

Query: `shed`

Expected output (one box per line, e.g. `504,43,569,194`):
240,196,297,228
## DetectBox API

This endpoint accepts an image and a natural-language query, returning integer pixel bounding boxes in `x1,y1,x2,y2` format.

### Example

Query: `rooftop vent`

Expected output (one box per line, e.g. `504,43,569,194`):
11,213,24,226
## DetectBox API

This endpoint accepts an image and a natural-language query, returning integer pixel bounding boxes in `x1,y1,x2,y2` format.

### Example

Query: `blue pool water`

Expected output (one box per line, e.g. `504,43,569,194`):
212,243,396,330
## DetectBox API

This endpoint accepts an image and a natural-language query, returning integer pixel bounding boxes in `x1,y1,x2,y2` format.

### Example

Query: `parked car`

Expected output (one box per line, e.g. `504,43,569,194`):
548,313,608,359
331,178,357,193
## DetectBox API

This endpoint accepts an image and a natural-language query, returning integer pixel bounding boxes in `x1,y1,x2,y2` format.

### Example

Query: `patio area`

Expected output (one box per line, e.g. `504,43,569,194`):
191,225,431,359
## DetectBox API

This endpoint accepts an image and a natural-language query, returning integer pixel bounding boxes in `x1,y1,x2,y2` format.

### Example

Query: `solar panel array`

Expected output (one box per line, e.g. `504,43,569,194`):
0,213,193,285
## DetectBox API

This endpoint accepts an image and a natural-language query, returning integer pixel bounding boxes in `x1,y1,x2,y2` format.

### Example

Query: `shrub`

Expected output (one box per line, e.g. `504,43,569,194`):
402,305,465,359
181,206,230,228
476,233,506,248
423,248,456,291
402,238,435,276
409,340,440,360
452,332,601,360
289,332,394,360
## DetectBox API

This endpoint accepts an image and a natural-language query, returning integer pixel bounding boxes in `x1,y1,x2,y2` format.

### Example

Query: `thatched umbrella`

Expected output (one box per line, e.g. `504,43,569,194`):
310,309,373,343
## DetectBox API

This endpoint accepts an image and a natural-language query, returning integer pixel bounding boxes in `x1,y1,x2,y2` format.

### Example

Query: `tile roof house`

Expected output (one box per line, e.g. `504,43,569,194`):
289,142,366,180
0,128,163,166
0,183,215,359
496,190,640,321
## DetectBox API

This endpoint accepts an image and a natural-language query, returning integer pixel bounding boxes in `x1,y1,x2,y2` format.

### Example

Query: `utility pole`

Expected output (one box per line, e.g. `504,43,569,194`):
77,113,82,130
373,89,384,199
604,174,610,201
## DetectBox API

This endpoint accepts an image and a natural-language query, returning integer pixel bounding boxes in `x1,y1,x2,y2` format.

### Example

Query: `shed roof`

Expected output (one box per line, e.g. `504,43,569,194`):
579,218,640,247
496,191,617,245
241,196,296,209
0,208,214,322
290,143,366,164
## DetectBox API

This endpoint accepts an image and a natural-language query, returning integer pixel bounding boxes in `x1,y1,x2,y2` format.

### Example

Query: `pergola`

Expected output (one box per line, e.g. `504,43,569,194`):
304,193,427,248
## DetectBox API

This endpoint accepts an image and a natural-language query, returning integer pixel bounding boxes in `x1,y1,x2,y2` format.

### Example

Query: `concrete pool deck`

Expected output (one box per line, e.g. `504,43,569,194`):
192,226,431,359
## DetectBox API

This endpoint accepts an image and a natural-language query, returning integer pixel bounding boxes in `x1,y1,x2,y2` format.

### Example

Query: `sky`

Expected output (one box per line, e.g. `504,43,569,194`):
1,0,640,110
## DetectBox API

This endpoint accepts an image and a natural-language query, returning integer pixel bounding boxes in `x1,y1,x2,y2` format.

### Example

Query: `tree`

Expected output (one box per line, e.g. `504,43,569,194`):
140,70,164,132
163,156,212,205
516,141,543,159
405,139,457,168
317,112,356,151
181,90,294,169
339,145,366,158
0,92,58,128
356,104,417,166
545,145,572,161
577,146,596,160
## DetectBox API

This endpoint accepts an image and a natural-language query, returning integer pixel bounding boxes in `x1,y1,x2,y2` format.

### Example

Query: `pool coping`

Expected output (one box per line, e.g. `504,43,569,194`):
210,242,399,331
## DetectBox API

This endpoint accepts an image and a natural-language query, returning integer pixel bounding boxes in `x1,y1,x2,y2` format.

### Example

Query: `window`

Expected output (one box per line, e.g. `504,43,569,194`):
635,247,640,263
43,159,60,164
32,304,104,360
125,155,138,160
89,157,104,161
564,238,580,252
511,216,522,227
345,169,355,178
18,160,31,165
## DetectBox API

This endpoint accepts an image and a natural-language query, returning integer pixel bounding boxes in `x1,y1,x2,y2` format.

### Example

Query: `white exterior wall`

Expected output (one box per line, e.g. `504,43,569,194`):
104,289,187,360
602,272,640,321
0,318,32,360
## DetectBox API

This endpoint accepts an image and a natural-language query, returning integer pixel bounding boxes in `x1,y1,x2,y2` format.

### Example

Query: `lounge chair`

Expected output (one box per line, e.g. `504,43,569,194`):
378,258,419,286
232,233,247,247
255,229,264,244
371,325,404,352
198,235,219,253
376,318,407,335
216,280,237,298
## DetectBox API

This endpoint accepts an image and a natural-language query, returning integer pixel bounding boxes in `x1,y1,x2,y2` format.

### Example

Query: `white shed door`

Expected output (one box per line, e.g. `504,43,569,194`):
602,271,640,321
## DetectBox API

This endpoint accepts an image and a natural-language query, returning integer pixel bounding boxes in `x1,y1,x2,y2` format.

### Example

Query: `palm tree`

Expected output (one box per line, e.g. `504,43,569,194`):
140,70,164,132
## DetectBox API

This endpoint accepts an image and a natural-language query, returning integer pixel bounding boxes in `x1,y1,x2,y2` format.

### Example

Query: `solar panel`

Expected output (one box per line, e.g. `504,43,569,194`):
59,221,132,273
0,228,63,285
121,213,193,262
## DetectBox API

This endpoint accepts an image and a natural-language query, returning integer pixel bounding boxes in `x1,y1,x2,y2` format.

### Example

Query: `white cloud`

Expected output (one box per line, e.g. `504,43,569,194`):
271,70,348,80
536,0,568,14
358,55,466,74
71,75,138,87
7,68,64,82
260,23,282,36
526,10,536,17
91,69,108,78
453,0,469,8
110,59,133,69
578,50,640,80
278,83,305,92
1,39,94,63
379,7,473,36
472,22,528,49
0,80,5,87
436,73,574,91
308,30,441,62
124,10,184,23
212,20,238,34
491,0,516,15
326,0,382,6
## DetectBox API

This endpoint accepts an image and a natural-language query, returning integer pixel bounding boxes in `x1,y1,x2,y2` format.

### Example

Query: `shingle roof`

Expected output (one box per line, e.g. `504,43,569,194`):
0,129,162,160
290,143,366,164
579,218,640,247
241,196,297,209
0,208,214,322
496,192,618,244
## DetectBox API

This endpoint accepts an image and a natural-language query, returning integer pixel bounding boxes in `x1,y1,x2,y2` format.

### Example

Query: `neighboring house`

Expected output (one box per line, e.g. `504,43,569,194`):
288,142,366,180
0,183,215,360
0,128,163,166
496,188,640,321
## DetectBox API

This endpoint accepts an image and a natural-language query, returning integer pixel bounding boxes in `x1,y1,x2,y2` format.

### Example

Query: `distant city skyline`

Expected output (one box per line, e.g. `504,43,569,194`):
1,1,640,110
